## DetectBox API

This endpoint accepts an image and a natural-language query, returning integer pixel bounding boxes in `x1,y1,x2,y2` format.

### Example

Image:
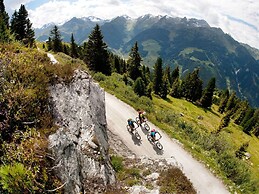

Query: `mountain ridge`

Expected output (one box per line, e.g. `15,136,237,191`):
35,14,259,107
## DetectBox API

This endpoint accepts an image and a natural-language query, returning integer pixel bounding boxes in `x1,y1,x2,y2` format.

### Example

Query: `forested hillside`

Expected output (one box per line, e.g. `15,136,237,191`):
36,15,259,107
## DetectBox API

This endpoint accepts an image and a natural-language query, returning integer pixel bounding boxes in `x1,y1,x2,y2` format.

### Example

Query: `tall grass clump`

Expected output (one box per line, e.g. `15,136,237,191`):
111,155,124,172
158,167,196,194
0,163,34,193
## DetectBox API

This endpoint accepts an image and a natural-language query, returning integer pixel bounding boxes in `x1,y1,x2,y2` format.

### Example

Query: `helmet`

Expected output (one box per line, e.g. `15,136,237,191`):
151,129,155,132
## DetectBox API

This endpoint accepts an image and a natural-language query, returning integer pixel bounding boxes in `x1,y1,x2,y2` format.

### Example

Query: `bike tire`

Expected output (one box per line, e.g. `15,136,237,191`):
126,125,131,132
144,122,150,131
147,134,153,142
127,125,134,133
136,117,140,123
156,142,163,150
135,131,141,140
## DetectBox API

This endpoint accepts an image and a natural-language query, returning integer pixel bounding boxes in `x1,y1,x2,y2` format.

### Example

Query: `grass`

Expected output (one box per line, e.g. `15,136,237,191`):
158,167,196,194
96,72,259,194
0,42,71,193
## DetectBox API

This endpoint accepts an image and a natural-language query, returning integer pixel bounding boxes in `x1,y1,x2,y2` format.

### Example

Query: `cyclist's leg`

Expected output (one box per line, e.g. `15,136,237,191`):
130,124,134,132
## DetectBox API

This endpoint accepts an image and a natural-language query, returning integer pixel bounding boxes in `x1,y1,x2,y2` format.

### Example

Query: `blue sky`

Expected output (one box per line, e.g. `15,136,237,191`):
26,0,48,9
4,0,259,49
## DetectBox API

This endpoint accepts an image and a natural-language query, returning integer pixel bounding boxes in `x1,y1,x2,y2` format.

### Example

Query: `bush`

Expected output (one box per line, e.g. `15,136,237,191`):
158,167,196,194
0,43,68,193
0,163,34,193
111,155,124,172
93,72,107,82
217,152,252,187
133,77,145,96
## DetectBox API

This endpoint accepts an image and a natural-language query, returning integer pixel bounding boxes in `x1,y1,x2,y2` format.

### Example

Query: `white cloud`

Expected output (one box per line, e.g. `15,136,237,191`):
5,0,259,49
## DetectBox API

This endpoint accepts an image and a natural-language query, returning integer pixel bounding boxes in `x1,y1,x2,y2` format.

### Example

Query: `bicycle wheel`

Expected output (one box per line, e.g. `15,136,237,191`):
156,142,163,150
127,125,133,133
135,117,140,123
135,131,141,140
147,134,153,142
143,122,150,131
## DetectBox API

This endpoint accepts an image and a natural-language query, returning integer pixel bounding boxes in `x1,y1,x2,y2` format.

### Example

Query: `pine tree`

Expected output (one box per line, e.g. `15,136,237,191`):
70,33,78,58
200,77,216,108
25,18,35,47
46,37,52,51
133,77,145,96
240,108,255,127
218,89,229,113
160,70,170,99
170,78,181,98
153,57,163,95
127,42,142,80
0,0,10,42
10,5,34,46
234,100,249,125
63,44,69,55
181,69,203,102
0,0,9,27
50,25,63,52
225,92,237,113
218,111,231,132
243,109,259,134
85,24,111,75
0,16,9,42
171,66,179,86
164,66,171,86
143,66,151,85
10,10,18,35
113,56,121,73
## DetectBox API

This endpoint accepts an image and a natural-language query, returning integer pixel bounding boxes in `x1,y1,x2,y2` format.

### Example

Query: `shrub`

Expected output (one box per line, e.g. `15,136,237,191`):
93,72,107,82
111,155,124,172
126,178,140,187
0,163,34,193
217,152,251,186
127,168,141,179
158,167,196,194
133,77,145,96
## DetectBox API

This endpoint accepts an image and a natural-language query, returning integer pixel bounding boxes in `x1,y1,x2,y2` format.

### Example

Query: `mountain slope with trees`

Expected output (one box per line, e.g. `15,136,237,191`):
36,15,259,107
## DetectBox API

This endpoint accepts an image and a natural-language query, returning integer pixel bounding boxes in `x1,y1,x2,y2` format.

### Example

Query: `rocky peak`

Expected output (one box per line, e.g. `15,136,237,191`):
48,70,115,194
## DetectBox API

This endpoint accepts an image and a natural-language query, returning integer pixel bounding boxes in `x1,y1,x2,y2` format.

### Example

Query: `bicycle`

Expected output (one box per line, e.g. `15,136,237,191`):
126,122,141,140
135,116,150,131
147,133,163,150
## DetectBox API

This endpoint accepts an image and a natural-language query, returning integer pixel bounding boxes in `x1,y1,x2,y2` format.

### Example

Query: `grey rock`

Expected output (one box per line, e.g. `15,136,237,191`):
49,70,115,194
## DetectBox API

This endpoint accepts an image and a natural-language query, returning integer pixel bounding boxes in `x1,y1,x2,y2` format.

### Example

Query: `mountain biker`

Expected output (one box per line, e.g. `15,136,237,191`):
127,118,135,132
137,109,145,123
150,129,158,142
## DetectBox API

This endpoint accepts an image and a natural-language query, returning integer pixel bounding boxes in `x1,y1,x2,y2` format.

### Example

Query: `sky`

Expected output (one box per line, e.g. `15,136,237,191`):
4,0,259,49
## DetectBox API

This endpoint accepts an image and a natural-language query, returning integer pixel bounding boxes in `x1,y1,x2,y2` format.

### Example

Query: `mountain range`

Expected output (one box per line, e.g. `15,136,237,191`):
35,14,259,107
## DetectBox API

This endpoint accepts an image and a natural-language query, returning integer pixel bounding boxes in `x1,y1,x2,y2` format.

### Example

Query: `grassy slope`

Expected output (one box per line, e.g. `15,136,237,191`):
154,95,259,176
94,72,259,193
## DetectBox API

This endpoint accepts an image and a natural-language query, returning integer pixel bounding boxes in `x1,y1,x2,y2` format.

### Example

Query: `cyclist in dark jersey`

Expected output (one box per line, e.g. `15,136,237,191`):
127,118,135,132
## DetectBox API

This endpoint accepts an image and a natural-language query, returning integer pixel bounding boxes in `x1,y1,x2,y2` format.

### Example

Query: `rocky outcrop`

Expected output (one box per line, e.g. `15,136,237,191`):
48,70,115,194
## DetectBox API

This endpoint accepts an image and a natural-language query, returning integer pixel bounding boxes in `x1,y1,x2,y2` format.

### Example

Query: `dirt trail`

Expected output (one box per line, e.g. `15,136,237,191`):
47,53,58,64
105,92,229,194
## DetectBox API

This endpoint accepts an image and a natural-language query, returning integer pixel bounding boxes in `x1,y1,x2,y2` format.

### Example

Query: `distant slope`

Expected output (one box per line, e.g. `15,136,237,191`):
35,14,259,107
